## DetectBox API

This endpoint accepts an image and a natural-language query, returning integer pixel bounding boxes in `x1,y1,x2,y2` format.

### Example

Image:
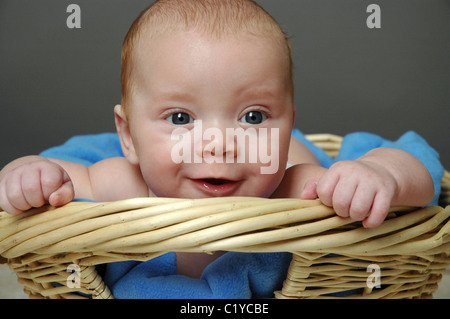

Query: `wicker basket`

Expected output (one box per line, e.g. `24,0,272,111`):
0,134,449,299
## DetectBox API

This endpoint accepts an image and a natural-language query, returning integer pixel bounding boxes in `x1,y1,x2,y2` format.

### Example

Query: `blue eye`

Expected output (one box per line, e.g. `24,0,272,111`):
240,111,267,125
166,112,193,125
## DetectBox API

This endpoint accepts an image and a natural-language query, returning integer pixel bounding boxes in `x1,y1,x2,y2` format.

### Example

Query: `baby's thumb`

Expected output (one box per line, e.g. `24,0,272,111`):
48,180,74,207
300,180,318,200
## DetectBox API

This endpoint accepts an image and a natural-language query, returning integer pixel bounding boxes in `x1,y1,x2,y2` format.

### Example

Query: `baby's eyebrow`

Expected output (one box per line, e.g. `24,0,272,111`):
154,88,196,103
237,86,280,102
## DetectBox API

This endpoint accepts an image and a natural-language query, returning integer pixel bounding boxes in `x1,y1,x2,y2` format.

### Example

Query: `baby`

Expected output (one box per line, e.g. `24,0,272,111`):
0,0,438,290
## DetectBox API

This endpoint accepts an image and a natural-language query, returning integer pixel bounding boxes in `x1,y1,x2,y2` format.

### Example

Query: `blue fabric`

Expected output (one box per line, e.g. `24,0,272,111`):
39,129,444,298
104,252,292,299
40,133,123,166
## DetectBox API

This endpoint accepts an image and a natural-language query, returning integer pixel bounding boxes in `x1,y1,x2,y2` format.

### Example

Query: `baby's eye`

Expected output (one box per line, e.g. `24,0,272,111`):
239,111,267,125
166,112,194,125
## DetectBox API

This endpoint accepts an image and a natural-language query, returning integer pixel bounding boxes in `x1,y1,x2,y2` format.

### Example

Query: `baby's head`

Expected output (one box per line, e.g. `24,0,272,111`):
120,0,294,117
115,0,296,199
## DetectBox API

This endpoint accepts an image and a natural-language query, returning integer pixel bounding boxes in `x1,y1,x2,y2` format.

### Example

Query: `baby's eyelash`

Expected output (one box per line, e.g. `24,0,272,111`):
160,108,195,125
239,111,268,124
239,106,271,122
165,111,194,125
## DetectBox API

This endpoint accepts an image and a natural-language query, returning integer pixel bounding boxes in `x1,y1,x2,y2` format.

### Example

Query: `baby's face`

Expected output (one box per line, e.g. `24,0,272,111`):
124,31,294,198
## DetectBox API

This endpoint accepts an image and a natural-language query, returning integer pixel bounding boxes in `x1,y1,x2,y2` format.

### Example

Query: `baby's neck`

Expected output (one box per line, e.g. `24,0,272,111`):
176,251,226,278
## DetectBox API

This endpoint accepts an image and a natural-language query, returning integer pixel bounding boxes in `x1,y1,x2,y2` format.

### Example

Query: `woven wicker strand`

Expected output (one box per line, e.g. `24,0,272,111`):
0,134,449,299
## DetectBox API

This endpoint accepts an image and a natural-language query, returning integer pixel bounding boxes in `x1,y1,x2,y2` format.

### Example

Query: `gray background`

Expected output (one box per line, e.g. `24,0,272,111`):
1,0,449,169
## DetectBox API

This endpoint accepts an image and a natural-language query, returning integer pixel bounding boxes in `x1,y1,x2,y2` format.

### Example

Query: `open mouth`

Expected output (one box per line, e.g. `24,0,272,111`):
192,178,241,196
201,178,230,186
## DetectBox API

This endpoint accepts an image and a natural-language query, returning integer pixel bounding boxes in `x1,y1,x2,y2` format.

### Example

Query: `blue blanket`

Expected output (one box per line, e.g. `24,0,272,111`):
40,129,443,298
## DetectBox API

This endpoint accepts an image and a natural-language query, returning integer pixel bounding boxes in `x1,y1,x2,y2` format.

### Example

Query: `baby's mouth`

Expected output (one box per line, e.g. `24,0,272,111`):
192,178,241,196
201,178,229,186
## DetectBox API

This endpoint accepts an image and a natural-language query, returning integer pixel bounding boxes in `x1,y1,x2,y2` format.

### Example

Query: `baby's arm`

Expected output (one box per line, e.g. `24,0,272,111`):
275,147,434,228
0,155,147,214
288,136,321,165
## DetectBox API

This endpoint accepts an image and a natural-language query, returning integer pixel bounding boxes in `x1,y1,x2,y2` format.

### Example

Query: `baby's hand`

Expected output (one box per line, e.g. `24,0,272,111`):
0,159,74,214
301,160,398,228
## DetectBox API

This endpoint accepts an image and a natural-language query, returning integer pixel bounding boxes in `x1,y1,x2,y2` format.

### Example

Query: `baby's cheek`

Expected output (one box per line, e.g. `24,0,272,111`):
254,168,286,198
140,154,177,193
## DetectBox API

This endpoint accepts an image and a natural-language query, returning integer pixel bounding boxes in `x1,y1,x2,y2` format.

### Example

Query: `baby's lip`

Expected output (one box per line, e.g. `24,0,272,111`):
200,178,233,185
191,178,242,196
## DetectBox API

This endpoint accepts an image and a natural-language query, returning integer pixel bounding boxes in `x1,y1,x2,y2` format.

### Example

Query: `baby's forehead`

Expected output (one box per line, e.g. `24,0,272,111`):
134,27,287,62
130,30,291,96
133,29,289,82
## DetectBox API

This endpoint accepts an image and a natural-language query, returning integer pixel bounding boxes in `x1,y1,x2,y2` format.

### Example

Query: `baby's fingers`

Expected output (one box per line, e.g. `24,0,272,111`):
21,167,46,208
48,180,74,207
4,172,31,212
362,192,391,228
0,178,24,215
348,185,376,221
43,167,74,207
300,180,318,200
316,171,339,208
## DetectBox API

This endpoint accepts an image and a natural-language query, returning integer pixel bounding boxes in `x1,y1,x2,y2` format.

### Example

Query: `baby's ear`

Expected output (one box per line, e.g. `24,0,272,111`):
114,104,139,165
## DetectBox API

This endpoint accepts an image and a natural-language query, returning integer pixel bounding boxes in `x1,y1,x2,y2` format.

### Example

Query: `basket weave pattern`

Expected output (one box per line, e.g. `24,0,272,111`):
0,134,449,299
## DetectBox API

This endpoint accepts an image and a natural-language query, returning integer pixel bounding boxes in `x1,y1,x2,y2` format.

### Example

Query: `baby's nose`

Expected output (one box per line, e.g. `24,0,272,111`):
200,128,237,163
